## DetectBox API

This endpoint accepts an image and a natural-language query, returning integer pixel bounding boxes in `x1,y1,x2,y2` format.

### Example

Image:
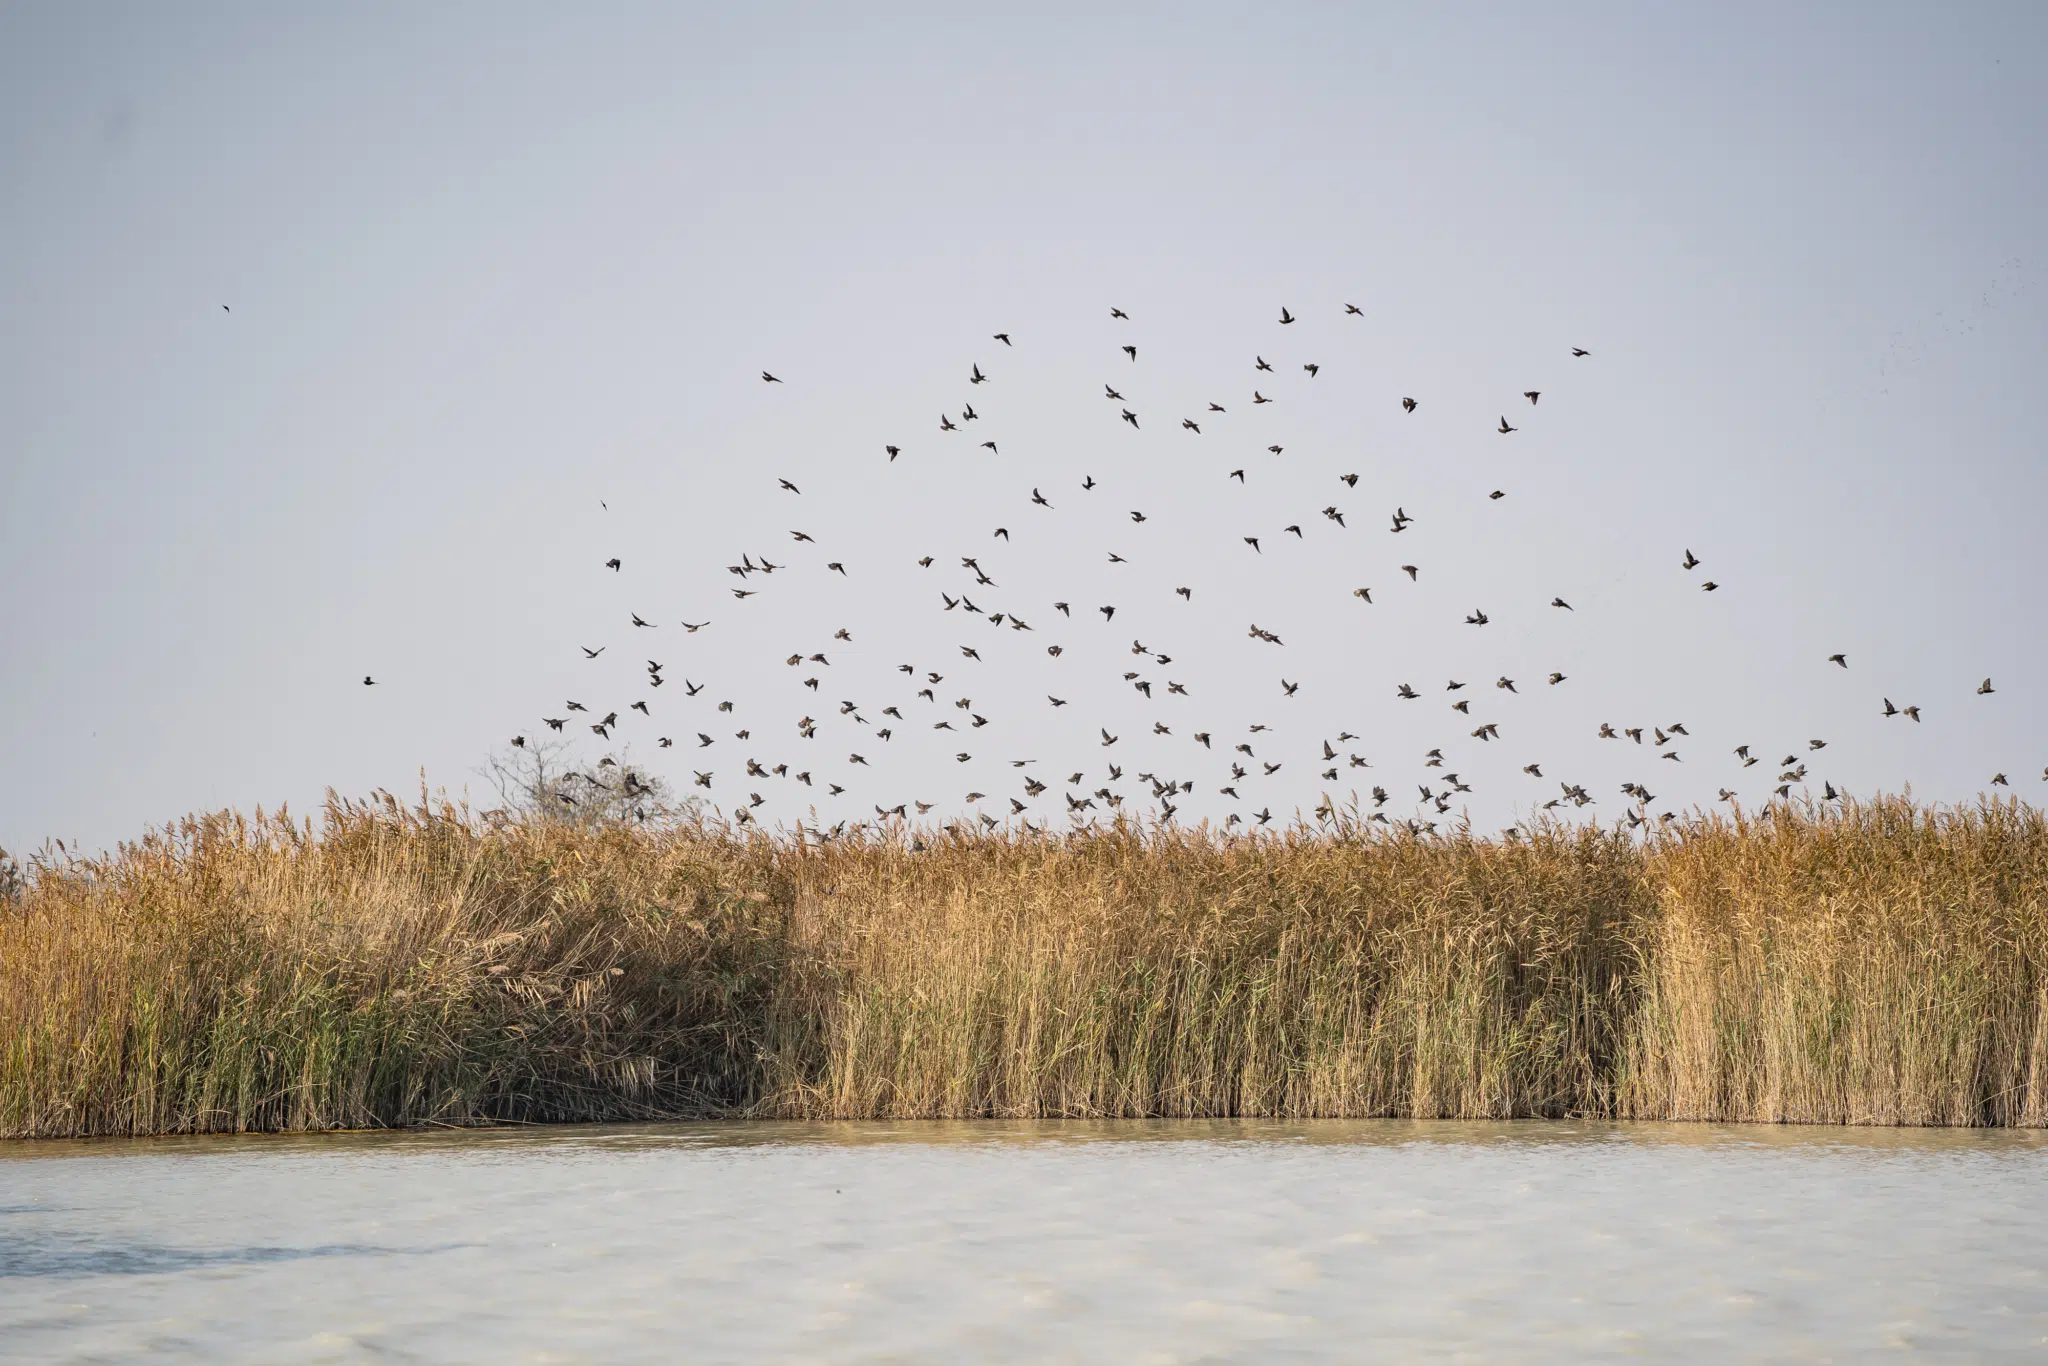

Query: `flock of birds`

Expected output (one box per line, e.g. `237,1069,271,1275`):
377,303,2035,841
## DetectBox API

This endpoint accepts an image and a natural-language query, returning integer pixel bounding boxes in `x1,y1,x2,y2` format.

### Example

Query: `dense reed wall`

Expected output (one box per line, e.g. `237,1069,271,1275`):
4,795,2046,1137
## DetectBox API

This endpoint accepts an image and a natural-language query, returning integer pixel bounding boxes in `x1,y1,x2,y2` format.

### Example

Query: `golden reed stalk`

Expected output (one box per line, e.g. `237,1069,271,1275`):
4,794,2045,1136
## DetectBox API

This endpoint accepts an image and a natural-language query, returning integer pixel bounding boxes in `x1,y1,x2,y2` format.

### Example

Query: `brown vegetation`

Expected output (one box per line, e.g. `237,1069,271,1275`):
4,794,2046,1137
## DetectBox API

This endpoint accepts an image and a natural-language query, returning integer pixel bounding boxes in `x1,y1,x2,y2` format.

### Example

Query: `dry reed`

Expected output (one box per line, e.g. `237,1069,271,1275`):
4,794,2045,1137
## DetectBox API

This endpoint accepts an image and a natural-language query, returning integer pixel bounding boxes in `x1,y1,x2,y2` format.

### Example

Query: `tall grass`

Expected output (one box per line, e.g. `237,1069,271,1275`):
4,794,2045,1136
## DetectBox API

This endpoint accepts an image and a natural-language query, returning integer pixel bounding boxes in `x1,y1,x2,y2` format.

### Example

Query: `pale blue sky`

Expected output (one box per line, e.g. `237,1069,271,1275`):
4,3,2045,850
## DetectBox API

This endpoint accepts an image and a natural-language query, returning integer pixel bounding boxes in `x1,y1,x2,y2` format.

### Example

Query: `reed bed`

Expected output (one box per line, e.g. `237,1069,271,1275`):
4,794,2046,1137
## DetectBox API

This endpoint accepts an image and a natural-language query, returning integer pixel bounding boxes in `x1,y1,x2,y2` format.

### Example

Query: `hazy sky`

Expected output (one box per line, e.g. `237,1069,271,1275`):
4,3,2046,852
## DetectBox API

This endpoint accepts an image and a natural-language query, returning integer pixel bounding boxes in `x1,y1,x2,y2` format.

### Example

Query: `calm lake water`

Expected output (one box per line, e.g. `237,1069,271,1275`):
2,1120,2045,1363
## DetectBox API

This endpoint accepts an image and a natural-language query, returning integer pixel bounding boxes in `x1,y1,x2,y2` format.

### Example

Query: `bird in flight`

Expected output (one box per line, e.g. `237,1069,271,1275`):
1279,307,1295,324
1498,416,1517,434
761,371,782,383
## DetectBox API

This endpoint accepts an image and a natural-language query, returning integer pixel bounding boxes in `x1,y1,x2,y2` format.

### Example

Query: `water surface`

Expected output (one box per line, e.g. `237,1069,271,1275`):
3,1120,2045,1363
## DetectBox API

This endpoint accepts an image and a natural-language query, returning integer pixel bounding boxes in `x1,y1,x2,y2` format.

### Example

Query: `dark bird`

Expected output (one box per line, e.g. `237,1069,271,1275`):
605,558,621,570
886,445,901,461
981,442,998,453
1979,678,1996,695
1401,397,1417,412
1182,419,1200,433
1230,469,1245,482
1489,490,1505,500
1279,306,1295,324
1552,598,1572,610
1524,391,1540,404
1340,473,1358,487
779,479,800,493
362,676,375,685
1353,587,1372,603
1303,363,1319,377
1345,303,1363,315
1829,653,1847,667
1111,307,1129,319
681,621,707,632
1572,347,1591,357
1498,416,1517,434
1683,549,1701,569
1882,698,1898,717
1122,409,1139,428
1281,680,1300,697
1244,537,1261,553
994,333,1012,345
1402,565,1418,580
582,647,604,659
1253,391,1271,404
940,414,957,431
544,718,565,731
970,363,987,385
1177,587,1193,599
1701,581,1719,592
1122,345,1137,361
761,372,782,383
631,614,652,628
1032,488,1051,507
